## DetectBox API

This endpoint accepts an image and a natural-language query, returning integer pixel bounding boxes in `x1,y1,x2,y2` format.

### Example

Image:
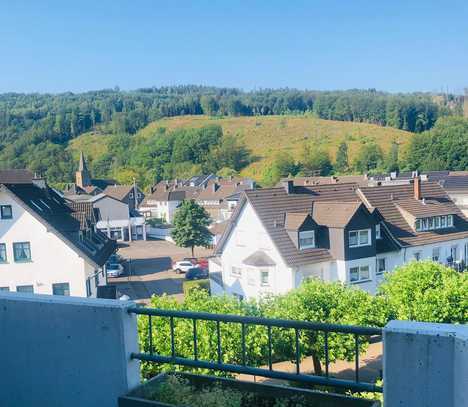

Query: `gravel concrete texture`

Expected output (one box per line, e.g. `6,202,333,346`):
108,239,213,304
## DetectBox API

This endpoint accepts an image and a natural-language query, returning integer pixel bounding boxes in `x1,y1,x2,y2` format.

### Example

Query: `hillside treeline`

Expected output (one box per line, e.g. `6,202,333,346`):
0,86,463,184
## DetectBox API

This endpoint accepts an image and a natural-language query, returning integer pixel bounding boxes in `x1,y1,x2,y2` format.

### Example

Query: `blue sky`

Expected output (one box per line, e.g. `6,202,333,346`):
1,0,467,93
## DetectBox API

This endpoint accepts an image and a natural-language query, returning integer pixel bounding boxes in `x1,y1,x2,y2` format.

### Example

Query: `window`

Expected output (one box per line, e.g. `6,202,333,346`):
299,230,315,249
86,279,91,297
349,265,370,283
414,251,421,261
129,192,134,199
95,273,99,288
415,215,454,232
13,242,31,262
349,229,371,248
0,205,12,219
260,270,269,286
0,287,9,291
451,246,458,261
0,243,6,263
377,258,386,274
16,285,34,293
52,283,70,296
447,215,453,227
432,247,440,262
231,266,242,278
375,224,381,239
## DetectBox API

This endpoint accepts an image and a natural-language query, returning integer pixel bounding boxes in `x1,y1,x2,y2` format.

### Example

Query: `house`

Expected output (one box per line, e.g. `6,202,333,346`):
139,181,198,224
87,193,147,241
210,177,468,299
438,175,468,217
140,176,255,224
102,184,145,213
196,177,255,222
0,170,116,297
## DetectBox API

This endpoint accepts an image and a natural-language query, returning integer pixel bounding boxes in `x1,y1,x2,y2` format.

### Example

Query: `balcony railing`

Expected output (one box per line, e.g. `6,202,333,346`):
128,307,383,393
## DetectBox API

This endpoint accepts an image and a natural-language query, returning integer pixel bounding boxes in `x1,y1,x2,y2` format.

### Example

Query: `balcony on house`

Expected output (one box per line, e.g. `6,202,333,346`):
0,292,466,407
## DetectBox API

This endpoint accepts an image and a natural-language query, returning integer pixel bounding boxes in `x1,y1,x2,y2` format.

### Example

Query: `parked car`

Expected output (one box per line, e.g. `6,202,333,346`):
108,253,125,264
173,260,196,274
183,257,208,270
185,267,209,280
107,263,124,278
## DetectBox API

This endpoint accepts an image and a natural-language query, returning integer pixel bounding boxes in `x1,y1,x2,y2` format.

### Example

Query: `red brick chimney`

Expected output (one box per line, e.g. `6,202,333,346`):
414,175,421,200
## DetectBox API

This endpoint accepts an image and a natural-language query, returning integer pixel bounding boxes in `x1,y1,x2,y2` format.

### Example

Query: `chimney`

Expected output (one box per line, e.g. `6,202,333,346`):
282,180,294,194
414,176,422,200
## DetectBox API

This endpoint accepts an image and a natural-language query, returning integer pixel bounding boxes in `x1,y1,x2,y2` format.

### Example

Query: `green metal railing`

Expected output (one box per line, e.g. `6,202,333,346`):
128,307,383,393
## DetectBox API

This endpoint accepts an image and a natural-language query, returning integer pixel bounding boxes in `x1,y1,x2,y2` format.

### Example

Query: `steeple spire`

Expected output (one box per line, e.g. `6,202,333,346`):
76,151,92,188
79,151,88,172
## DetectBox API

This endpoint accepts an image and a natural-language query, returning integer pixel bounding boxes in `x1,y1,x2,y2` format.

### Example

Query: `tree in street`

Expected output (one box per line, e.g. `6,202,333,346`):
171,200,212,257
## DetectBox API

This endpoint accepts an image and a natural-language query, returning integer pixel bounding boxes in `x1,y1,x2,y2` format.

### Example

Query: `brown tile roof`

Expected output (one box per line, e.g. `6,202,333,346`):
359,182,468,247
312,202,362,228
238,183,361,266
395,198,457,218
196,180,252,202
66,201,97,229
103,185,133,201
282,175,368,187
284,212,310,230
0,169,34,184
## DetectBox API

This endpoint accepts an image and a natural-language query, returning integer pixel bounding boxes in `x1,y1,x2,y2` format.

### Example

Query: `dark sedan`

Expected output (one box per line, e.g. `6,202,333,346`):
185,267,209,280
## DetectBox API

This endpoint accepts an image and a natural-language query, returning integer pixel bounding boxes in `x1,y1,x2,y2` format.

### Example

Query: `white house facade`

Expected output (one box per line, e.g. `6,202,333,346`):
210,179,468,300
0,174,116,297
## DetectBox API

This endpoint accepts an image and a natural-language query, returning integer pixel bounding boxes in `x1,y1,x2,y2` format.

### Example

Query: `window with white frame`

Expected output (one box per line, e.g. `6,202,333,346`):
413,251,422,261
377,258,386,274
299,230,315,250
415,215,454,232
13,242,31,262
260,270,269,286
432,247,440,262
231,266,242,278
349,265,370,283
375,224,381,239
348,229,371,248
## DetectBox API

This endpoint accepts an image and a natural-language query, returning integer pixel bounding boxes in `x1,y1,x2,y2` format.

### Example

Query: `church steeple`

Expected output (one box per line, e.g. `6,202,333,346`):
76,152,92,188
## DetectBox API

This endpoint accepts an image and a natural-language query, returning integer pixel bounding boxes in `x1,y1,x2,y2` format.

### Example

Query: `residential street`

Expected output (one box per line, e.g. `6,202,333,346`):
108,239,213,304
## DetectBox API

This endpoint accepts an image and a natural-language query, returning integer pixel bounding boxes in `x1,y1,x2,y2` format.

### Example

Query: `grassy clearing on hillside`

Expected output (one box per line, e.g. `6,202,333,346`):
138,115,413,179
68,131,112,162
68,115,413,181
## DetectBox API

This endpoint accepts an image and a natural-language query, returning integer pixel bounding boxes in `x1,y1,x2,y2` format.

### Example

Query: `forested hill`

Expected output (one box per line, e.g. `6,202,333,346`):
0,86,462,184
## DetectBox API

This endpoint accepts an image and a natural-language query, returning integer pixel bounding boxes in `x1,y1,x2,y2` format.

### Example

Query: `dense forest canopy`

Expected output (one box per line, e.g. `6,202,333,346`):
0,86,463,186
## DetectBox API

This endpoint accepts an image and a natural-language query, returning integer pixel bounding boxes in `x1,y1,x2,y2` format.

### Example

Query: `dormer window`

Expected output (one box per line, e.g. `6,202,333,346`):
299,230,315,250
415,215,453,232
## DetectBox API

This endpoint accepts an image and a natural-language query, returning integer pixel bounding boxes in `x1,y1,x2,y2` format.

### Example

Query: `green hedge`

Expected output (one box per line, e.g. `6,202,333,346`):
183,279,210,296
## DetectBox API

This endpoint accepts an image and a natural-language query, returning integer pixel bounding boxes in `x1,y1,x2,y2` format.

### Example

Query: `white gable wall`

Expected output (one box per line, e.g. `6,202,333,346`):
217,201,293,299
0,191,97,297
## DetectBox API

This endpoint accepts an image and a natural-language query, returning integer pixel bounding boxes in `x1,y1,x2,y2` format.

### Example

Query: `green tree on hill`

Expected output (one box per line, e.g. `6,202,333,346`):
300,145,333,176
335,141,349,173
385,141,399,172
200,95,219,116
353,143,384,173
171,200,212,257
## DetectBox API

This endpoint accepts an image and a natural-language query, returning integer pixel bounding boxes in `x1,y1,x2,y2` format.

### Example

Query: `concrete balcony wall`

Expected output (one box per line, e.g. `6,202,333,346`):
0,292,140,407
383,320,468,407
